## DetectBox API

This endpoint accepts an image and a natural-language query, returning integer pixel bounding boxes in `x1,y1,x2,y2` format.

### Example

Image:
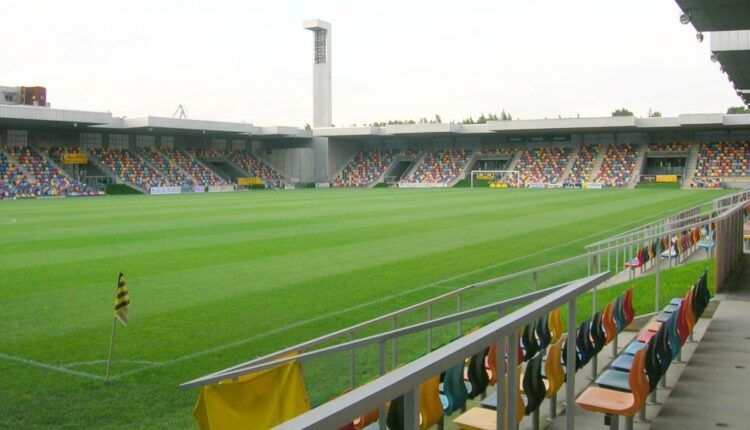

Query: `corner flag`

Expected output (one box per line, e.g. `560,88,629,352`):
114,273,130,325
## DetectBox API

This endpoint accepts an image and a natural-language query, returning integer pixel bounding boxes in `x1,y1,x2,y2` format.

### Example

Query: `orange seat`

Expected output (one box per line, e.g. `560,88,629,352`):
576,348,649,417
636,330,656,343
646,321,661,333
602,302,617,345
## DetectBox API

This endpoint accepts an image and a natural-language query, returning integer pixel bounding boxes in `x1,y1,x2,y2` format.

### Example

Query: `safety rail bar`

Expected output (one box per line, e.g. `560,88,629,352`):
586,187,749,250
185,200,746,389
713,187,750,209
181,281,573,388
273,272,611,430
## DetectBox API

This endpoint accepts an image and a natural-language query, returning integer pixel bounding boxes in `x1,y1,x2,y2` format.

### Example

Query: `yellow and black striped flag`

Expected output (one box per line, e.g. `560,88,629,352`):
114,273,130,325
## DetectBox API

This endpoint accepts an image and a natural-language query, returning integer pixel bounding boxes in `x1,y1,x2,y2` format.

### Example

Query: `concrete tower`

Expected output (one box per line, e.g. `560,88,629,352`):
304,19,332,182
303,19,332,127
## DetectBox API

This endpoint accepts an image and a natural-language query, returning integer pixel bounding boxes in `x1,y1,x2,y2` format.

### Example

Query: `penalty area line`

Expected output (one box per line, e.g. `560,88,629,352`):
0,352,105,381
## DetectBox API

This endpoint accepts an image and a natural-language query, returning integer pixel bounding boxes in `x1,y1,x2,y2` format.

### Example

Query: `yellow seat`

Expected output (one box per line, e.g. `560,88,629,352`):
419,375,443,430
548,308,563,344
544,339,565,397
454,365,523,430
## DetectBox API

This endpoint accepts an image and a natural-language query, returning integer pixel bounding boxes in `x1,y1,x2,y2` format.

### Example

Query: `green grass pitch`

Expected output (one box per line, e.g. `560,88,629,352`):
0,188,725,428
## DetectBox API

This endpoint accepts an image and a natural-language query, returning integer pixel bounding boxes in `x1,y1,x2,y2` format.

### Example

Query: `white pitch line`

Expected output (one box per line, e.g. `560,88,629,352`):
62,359,161,368
0,352,104,381
1,217,17,225
112,196,714,380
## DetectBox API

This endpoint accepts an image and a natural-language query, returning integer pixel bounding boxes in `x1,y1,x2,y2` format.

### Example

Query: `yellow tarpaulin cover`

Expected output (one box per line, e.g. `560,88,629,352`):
194,360,310,430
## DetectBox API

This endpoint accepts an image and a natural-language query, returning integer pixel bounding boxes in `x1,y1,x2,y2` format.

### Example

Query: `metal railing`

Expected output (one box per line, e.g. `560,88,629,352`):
273,272,610,430
181,281,578,389
182,198,748,430
184,199,744,389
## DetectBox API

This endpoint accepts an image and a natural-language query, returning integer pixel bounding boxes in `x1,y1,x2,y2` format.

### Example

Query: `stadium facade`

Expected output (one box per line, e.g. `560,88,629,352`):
1,103,750,198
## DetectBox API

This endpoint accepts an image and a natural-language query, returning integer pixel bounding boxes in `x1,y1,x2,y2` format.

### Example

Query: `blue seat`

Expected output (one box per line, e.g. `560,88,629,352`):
656,312,671,322
611,354,634,371
624,342,646,355
595,369,630,392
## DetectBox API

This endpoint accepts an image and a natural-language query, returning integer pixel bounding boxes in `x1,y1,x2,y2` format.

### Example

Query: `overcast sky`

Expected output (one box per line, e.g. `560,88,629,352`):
0,0,742,126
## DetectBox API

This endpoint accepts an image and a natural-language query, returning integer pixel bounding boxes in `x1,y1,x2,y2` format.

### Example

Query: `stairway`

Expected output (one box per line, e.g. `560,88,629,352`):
682,143,700,189
85,149,147,193
628,143,647,188
558,144,581,184
253,151,291,182
502,149,522,180
401,151,427,182
588,144,609,184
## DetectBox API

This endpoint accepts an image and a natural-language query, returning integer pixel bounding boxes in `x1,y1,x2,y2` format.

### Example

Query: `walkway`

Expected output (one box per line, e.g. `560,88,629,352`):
650,255,750,430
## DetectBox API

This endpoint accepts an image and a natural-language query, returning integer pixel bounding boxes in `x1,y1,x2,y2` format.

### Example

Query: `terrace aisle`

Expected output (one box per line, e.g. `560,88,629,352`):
650,255,750,430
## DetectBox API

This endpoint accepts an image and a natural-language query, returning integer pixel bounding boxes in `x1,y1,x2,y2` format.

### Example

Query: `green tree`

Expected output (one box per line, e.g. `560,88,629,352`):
612,108,634,117
648,109,662,118
499,110,513,121
727,106,750,114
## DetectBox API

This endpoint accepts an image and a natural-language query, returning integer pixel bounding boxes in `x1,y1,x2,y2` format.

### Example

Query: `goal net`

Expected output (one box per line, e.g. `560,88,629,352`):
470,170,520,188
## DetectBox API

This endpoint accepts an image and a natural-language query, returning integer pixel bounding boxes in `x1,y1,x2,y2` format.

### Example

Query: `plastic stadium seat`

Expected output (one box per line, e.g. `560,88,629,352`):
595,369,631,392
454,366,524,430
623,342,646,356
442,363,468,415
576,348,649,418
611,354,635,372
419,375,443,430
544,339,565,397
636,331,657,343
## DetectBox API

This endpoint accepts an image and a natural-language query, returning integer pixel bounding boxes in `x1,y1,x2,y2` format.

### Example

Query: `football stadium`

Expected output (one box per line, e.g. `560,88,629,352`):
2,1,750,430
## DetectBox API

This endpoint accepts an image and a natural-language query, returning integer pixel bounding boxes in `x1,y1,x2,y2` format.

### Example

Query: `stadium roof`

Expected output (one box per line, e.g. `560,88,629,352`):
314,114,750,138
675,1,750,107
711,31,750,106
675,0,750,32
0,105,311,139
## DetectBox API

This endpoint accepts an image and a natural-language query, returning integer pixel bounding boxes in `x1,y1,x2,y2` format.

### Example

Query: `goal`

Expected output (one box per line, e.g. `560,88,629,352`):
470,170,520,188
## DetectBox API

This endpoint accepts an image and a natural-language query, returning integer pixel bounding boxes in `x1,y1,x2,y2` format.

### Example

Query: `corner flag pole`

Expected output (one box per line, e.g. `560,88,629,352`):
105,312,117,383
105,272,130,383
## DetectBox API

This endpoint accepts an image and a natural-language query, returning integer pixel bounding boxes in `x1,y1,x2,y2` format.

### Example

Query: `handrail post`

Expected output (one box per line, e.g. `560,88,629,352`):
566,299,576,430
378,340,387,430
349,331,356,389
655,239,661,312
456,294,462,337
496,336,507,426
615,237,619,274
404,386,420,430
392,317,398,369
507,330,519,430
532,271,538,291
427,305,433,352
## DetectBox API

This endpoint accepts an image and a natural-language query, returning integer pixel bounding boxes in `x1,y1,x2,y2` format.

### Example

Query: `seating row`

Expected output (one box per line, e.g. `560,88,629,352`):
578,271,710,428
333,149,398,187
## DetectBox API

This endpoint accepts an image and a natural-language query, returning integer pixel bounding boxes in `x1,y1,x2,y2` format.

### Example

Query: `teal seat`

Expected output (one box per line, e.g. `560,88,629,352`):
441,362,468,414
595,369,630,392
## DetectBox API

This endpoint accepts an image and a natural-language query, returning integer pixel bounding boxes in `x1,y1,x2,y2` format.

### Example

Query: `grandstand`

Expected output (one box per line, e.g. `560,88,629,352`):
0,108,749,196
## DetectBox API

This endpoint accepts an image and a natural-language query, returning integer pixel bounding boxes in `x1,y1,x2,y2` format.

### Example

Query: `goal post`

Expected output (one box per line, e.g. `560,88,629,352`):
470,170,520,188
